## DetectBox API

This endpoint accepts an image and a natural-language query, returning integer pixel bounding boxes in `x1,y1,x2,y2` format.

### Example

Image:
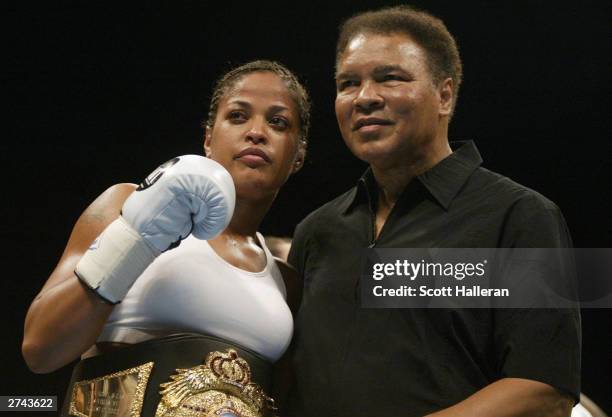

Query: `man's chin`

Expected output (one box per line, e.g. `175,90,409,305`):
349,141,402,165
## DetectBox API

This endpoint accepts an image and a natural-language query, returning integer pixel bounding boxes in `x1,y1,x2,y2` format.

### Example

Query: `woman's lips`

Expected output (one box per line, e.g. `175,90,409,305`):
235,147,271,167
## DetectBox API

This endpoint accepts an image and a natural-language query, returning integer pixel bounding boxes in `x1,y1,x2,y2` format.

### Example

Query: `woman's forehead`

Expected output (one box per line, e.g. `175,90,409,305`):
224,72,294,106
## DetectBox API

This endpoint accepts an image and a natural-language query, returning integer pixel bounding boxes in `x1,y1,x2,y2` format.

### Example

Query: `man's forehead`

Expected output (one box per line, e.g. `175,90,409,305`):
345,33,369,52
337,33,425,77
346,32,422,54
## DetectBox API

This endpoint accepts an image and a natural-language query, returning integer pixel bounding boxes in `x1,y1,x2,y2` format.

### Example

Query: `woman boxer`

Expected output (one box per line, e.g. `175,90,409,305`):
22,60,309,417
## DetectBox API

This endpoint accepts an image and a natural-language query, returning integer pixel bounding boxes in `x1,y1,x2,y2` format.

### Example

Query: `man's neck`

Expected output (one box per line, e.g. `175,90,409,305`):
372,138,452,210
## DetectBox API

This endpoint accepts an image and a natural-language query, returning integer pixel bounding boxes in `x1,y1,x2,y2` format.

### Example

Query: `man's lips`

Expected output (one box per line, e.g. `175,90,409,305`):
353,117,393,131
235,147,271,164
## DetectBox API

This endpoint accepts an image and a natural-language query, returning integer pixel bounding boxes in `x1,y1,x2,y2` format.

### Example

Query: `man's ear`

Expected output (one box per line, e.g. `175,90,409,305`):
204,126,212,157
438,77,454,117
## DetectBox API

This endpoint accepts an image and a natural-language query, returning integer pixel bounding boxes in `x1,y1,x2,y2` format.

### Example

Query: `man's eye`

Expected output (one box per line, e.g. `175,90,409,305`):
270,116,289,129
382,74,404,82
337,80,359,91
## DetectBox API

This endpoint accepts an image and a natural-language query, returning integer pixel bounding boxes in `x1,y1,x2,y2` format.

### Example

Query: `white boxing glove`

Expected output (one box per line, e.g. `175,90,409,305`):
123,155,235,250
75,155,235,304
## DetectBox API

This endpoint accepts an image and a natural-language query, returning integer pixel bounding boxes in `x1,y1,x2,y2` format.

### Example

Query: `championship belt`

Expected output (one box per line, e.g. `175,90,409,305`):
60,333,277,417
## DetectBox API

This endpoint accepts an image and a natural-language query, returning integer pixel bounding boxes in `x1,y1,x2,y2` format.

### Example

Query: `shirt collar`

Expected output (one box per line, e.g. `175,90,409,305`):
342,140,483,213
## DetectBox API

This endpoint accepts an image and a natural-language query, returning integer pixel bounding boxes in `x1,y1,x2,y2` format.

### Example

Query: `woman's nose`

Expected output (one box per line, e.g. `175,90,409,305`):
246,118,267,144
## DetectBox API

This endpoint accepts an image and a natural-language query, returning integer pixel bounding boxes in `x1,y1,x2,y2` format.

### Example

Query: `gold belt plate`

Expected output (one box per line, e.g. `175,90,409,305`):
69,362,154,417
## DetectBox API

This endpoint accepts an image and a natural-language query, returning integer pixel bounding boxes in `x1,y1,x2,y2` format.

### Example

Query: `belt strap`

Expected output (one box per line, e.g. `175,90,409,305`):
61,333,273,417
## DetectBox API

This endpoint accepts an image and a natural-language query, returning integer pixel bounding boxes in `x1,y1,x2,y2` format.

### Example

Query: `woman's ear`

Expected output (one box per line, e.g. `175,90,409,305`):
292,146,306,174
204,126,212,157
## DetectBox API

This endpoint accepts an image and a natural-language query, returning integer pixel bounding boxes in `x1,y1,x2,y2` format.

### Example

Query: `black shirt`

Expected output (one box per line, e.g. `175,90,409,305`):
287,141,580,417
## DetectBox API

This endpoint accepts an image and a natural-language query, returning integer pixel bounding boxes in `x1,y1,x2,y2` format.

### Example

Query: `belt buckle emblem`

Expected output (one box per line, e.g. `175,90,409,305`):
155,349,277,417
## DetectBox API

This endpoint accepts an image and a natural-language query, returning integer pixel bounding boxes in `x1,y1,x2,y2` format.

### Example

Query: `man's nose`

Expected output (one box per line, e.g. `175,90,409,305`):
246,117,267,144
354,81,384,112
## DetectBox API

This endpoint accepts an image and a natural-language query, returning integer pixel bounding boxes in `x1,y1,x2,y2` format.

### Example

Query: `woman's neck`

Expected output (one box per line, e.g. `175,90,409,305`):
222,195,275,238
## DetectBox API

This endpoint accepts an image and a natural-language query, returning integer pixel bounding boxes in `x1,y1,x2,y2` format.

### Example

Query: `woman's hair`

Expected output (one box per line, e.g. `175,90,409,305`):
205,60,311,146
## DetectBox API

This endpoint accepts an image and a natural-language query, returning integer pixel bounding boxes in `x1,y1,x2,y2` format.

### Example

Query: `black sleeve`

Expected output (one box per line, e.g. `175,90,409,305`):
493,194,581,402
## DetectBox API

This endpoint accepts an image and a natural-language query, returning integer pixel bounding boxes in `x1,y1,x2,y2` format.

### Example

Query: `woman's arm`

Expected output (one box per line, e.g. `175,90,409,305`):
22,183,136,373
24,155,236,373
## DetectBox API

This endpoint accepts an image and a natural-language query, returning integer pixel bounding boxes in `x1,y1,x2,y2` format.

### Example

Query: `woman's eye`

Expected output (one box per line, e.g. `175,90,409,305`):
228,111,247,122
270,116,289,129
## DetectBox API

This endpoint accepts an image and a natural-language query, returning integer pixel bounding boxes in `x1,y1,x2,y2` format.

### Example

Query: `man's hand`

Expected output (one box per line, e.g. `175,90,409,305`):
425,378,573,417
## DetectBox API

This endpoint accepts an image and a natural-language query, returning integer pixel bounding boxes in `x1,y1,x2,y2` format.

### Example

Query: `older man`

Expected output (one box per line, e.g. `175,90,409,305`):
287,6,580,417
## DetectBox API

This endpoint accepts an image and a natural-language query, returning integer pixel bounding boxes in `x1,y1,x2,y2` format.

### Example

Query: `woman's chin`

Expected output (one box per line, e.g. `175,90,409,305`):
234,180,279,202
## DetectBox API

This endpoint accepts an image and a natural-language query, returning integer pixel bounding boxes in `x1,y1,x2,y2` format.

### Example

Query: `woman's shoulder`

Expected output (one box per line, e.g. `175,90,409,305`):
77,183,137,223
55,183,138,263
93,183,138,207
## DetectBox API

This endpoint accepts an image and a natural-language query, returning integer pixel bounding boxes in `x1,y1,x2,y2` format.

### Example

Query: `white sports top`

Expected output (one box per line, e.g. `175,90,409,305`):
98,233,293,362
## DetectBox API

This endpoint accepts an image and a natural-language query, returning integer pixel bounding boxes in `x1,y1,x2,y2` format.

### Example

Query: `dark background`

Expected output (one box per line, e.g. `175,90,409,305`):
4,0,611,412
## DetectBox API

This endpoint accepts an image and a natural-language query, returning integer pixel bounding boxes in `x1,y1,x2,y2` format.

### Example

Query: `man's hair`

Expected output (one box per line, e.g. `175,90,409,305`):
205,60,311,146
336,5,463,115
